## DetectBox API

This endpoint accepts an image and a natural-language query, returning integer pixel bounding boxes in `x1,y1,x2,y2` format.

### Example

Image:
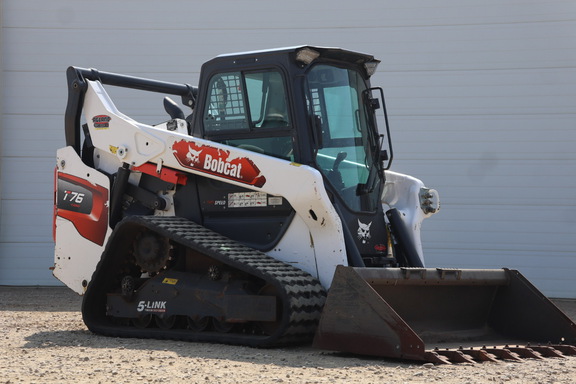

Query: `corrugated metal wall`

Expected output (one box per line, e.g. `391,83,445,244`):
1,1,575,297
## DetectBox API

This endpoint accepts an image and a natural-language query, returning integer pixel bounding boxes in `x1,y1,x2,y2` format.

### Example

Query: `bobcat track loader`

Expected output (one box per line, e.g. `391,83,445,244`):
53,46,576,363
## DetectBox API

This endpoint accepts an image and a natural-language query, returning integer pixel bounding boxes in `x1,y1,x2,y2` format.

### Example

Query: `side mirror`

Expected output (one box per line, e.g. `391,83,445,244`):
163,97,185,119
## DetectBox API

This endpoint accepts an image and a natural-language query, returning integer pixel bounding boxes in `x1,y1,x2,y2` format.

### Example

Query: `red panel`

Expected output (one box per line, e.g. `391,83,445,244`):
56,173,109,246
134,162,188,185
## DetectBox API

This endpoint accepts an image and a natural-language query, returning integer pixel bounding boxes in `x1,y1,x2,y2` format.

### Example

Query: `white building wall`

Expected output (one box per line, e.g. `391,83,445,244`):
1,0,575,297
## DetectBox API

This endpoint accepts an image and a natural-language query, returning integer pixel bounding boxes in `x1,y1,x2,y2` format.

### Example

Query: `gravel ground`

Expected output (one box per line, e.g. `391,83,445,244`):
1,286,575,384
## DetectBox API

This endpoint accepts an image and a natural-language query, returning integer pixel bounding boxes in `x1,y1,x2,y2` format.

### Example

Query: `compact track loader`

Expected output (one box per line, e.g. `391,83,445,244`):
53,46,576,363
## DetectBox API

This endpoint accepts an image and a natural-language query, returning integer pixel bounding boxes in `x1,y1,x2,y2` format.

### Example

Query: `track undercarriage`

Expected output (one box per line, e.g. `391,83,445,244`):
82,216,326,347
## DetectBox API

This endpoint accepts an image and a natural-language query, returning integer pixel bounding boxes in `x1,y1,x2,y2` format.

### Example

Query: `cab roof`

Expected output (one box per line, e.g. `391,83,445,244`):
216,45,379,66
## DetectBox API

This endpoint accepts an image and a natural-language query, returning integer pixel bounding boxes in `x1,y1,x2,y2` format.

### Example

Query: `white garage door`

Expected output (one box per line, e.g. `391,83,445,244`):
1,1,575,297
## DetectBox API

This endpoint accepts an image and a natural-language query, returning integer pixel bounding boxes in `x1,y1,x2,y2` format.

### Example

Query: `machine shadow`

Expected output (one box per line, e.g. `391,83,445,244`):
22,329,404,369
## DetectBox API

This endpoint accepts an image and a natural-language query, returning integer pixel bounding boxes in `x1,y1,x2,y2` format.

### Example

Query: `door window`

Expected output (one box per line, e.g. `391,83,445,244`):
203,70,293,160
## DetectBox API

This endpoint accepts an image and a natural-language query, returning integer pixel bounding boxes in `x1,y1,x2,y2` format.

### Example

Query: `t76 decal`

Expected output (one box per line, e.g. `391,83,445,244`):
172,139,266,187
56,173,108,246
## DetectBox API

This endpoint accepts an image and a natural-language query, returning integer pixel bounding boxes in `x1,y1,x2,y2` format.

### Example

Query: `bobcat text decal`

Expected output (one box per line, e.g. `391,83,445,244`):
172,139,266,188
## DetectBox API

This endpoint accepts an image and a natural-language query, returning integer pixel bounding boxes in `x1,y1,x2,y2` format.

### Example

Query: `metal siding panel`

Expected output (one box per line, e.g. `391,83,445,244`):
389,115,576,161
1,115,65,157
1,157,54,200
1,0,576,297
422,205,576,253
379,69,576,116
4,0,576,30
0,199,53,243
2,71,65,116
0,243,59,285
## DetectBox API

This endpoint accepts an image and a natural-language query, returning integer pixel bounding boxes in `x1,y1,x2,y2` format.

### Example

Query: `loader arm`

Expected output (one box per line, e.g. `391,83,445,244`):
65,66,198,155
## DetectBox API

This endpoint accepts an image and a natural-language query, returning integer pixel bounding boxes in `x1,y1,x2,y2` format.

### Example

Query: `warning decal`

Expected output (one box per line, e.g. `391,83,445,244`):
228,192,267,208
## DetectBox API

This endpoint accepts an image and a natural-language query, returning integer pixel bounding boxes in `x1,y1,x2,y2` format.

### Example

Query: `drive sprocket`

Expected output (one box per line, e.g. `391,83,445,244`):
133,231,170,273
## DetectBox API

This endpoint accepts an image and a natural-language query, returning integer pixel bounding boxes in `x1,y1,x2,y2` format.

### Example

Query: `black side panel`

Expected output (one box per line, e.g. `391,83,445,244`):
334,200,392,267
386,208,424,268
195,177,294,251
173,174,203,224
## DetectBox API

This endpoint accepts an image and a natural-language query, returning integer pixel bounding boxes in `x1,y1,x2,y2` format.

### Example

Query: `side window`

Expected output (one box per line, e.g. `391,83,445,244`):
245,71,289,128
245,74,265,124
203,70,293,160
203,70,290,133
204,73,248,132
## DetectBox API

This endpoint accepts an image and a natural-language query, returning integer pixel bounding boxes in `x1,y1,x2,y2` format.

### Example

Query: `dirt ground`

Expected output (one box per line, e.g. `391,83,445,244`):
1,287,575,384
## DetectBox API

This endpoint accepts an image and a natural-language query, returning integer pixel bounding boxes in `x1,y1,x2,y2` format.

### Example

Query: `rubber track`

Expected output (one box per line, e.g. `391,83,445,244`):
82,215,327,348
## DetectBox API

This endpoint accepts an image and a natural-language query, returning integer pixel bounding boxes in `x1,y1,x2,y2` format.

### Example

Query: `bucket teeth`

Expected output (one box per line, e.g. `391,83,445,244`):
550,344,576,356
423,351,452,365
425,344,575,364
506,346,543,360
528,345,565,358
432,349,477,364
459,348,499,363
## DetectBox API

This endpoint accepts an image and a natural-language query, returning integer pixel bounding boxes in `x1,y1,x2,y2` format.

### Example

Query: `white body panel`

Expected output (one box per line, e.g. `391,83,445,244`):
382,171,440,266
53,147,112,294
266,213,318,275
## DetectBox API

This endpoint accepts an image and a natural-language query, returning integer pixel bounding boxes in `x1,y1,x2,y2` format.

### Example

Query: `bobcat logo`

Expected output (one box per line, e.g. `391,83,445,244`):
186,147,203,165
357,220,372,244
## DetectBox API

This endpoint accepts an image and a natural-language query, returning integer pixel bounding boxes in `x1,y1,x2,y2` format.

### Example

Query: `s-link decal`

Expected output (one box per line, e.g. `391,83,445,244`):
137,300,167,313
172,139,266,187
